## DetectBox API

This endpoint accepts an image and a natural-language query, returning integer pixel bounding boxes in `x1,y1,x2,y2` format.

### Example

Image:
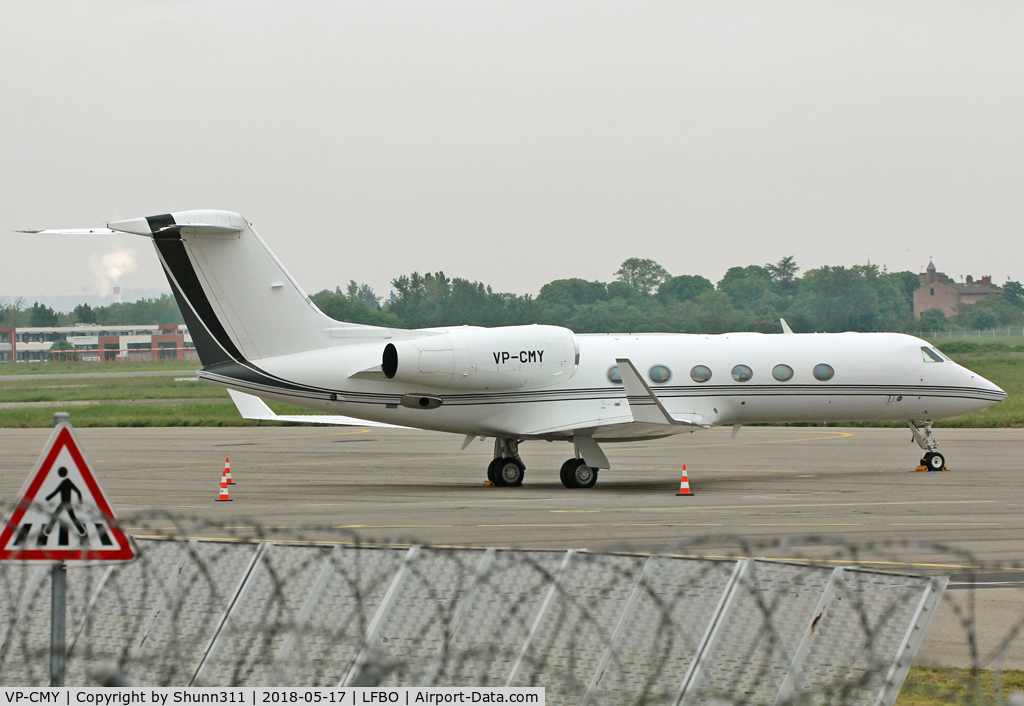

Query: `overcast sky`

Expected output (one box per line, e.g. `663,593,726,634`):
2,0,1022,305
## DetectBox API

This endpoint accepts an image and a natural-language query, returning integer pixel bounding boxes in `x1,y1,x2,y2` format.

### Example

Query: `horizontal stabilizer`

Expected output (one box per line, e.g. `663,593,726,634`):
15,228,120,236
616,358,705,427
228,390,404,428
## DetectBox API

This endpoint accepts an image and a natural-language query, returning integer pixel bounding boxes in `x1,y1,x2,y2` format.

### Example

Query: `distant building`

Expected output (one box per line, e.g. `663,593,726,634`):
914,261,1002,318
0,327,14,362
2,323,194,362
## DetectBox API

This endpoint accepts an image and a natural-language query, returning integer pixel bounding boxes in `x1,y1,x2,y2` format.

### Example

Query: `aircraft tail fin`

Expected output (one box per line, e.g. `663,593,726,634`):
103,210,387,367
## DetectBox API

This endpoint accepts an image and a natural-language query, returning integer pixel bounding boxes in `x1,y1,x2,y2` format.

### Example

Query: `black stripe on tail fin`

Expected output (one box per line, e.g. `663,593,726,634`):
149,214,246,367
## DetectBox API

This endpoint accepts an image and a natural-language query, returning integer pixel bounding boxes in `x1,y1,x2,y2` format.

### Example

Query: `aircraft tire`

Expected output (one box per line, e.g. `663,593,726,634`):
559,459,578,488
923,451,945,471
486,458,502,483
564,459,597,489
493,458,525,487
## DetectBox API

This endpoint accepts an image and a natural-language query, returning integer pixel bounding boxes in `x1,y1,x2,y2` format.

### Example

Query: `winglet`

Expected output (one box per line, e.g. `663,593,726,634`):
780,318,794,335
615,358,697,427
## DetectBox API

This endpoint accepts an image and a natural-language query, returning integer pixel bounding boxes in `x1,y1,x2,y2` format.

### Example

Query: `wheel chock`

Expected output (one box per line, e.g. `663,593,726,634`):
483,480,495,487
914,465,928,472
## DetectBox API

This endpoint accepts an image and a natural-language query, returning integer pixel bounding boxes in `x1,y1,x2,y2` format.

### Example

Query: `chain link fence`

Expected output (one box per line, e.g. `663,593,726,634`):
2,509,1024,705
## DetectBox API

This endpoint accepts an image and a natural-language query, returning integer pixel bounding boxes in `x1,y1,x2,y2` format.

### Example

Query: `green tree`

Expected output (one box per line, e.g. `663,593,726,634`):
917,308,950,332
389,272,535,328
310,289,402,327
91,295,185,325
73,303,95,323
1003,280,1024,310
765,256,800,294
344,281,381,310
614,258,669,295
717,266,774,312
28,302,58,327
954,295,1023,329
658,275,714,302
536,279,607,307
607,281,643,300
692,291,747,334
49,338,78,361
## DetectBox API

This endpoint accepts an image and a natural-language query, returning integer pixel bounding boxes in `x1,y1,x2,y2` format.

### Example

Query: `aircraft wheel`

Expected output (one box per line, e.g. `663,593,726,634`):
559,458,578,488
486,458,502,483
923,451,945,471
493,458,525,487
564,459,598,489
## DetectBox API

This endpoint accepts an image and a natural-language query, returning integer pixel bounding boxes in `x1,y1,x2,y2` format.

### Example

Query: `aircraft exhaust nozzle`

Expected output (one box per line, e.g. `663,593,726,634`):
107,218,153,236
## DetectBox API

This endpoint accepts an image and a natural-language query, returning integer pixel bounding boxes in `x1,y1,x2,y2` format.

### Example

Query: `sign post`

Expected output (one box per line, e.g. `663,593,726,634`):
0,411,137,686
49,412,69,687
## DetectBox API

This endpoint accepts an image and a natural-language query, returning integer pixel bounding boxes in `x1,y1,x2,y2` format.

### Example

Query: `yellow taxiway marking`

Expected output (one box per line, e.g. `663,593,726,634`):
637,499,996,512
335,524,454,529
475,520,724,524
750,523,863,527
889,522,1003,526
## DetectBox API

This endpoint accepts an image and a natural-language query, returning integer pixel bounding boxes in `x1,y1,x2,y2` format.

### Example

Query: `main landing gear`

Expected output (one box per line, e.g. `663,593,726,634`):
559,458,598,489
487,439,525,487
907,420,946,471
483,438,602,488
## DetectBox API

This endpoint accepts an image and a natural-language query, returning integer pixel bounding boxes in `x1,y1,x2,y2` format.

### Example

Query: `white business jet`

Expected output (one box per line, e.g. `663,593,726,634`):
26,210,1006,488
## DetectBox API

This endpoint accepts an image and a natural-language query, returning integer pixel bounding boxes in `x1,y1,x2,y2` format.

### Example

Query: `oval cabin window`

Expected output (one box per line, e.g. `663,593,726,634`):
648,365,672,383
813,363,835,381
690,365,712,383
772,364,794,381
731,365,753,382
607,365,622,384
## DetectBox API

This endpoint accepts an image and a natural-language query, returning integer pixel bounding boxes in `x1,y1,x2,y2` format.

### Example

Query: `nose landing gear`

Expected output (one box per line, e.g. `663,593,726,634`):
908,420,947,471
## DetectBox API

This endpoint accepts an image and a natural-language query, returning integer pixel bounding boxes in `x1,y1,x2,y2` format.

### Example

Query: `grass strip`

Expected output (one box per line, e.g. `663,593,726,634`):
0,360,201,376
0,400,318,428
0,376,227,403
897,666,1024,704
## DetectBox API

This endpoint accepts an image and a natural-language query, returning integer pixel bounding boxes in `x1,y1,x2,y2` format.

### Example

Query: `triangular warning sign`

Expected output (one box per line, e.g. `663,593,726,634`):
0,422,136,563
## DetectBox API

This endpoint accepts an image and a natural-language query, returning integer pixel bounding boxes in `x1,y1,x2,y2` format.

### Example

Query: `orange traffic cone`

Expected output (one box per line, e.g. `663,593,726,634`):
676,465,692,496
216,469,232,502
224,457,234,484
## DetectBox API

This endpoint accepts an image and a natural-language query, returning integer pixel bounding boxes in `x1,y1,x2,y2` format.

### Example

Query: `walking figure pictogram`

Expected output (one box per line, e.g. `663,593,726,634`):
42,467,86,538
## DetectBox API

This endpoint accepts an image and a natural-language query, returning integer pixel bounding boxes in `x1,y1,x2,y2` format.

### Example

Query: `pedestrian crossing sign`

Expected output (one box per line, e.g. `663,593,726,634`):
0,421,136,563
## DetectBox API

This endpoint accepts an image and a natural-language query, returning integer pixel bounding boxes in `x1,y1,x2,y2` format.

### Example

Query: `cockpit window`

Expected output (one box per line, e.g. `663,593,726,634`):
921,347,943,363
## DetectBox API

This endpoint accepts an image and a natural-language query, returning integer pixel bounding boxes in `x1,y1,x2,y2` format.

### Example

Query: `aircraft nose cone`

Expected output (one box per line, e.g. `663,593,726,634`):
973,371,1006,401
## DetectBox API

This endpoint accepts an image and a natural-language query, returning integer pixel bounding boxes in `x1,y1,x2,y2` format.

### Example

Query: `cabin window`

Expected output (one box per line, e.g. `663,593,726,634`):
648,365,672,383
607,365,622,384
921,347,944,363
772,364,794,381
731,364,753,382
690,365,712,383
813,363,835,381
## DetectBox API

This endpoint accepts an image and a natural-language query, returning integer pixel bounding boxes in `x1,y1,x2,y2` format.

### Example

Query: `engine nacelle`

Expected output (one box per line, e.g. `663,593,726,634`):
381,325,578,390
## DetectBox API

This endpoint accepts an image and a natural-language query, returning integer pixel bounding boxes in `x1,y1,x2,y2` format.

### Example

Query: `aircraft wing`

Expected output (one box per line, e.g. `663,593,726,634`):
228,390,406,428
615,358,712,427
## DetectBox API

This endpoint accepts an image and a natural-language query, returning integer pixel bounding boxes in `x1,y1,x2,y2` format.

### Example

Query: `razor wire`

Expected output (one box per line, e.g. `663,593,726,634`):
1,507,1024,706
